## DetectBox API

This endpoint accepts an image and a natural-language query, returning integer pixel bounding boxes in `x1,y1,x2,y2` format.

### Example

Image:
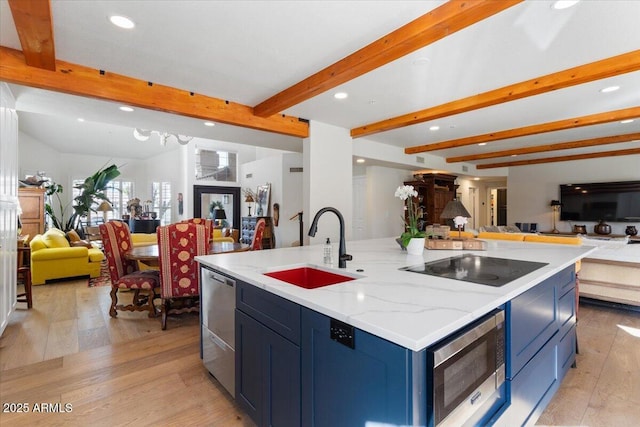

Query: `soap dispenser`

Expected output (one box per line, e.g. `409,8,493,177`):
323,238,333,266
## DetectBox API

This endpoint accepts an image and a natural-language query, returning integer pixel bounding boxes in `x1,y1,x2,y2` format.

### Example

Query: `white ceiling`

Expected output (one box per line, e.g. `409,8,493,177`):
1,0,639,169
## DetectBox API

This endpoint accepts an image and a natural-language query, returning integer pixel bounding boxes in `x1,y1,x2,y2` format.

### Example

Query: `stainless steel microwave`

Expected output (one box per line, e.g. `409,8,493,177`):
427,310,506,427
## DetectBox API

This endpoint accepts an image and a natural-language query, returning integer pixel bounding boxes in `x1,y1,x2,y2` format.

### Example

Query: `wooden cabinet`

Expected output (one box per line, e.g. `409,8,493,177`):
240,216,274,249
18,187,45,240
404,174,457,228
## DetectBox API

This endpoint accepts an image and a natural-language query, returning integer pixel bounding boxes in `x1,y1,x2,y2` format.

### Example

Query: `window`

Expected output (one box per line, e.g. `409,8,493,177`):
195,149,237,182
72,179,133,223
152,182,172,224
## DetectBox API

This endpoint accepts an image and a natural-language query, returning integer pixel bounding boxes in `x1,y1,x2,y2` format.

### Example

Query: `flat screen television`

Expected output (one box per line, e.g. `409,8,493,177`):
559,180,640,222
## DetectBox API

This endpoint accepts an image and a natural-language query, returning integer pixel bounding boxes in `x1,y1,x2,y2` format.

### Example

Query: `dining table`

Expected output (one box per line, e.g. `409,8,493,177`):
125,241,250,266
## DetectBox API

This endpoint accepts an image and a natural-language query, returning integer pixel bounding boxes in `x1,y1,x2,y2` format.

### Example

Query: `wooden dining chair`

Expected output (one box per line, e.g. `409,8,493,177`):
250,218,266,250
157,222,208,330
16,246,33,309
181,218,213,242
100,221,160,318
84,225,103,248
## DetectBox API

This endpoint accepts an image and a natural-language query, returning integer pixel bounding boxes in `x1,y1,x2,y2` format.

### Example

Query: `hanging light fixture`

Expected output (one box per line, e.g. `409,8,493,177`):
133,128,193,146
133,128,151,141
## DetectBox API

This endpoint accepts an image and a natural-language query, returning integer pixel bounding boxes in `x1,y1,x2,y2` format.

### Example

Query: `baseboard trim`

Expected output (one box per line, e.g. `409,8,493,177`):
579,296,640,313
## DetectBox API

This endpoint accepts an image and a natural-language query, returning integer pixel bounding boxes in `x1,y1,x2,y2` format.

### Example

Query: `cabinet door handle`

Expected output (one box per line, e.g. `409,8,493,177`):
207,271,236,287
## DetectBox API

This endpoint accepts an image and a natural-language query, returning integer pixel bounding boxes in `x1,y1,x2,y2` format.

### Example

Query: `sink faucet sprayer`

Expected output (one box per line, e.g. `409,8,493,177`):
308,207,352,268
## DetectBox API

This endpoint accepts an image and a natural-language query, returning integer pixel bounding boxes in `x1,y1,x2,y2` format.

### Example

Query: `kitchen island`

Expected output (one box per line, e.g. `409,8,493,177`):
197,238,596,427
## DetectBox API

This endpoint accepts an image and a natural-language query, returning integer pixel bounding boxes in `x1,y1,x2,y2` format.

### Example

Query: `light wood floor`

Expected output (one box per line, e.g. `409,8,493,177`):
1,279,255,427
1,280,639,426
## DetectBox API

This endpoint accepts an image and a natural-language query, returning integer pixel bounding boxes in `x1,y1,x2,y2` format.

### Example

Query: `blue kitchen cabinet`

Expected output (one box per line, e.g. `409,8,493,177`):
501,265,577,426
235,282,301,427
232,264,577,427
507,271,558,379
300,307,426,427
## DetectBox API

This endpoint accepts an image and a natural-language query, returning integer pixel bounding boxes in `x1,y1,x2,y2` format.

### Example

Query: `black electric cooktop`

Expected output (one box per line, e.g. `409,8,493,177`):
400,254,548,287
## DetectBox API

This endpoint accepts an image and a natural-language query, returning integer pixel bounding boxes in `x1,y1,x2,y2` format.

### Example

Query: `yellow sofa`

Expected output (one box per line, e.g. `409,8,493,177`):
213,228,238,243
30,228,105,285
477,231,526,241
131,233,157,247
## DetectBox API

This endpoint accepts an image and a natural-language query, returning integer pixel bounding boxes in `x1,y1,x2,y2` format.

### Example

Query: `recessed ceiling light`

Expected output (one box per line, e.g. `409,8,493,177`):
204,121,215,127
119,106,134,112
621,119,635,124
412,57,430,66
474,177,480,181
478,142,487,146
77,118,85,122
356,158,365,164
600,86,620,93
334,92,348,100
110,15,135,29
552,1,580,10
511,154,517,157
429,126,440,131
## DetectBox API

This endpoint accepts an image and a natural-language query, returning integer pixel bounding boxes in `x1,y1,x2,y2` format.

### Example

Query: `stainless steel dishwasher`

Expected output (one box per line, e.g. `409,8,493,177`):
201,265,236,397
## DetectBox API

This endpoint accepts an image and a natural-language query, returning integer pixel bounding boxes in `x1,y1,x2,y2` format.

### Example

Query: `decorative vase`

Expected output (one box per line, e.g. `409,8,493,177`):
406,237,426,256
594,220,611,235
625,225,638,236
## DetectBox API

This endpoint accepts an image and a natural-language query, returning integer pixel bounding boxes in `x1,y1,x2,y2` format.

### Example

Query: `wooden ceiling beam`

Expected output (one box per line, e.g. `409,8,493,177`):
0,47,309,138
8,0,56,71
353,50,640,138
405,106,640,154
446,132,640,163
475,147,640,169
253,0,522,118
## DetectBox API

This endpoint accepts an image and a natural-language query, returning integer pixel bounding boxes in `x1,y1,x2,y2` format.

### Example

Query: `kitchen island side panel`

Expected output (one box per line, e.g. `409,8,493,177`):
301,307,425,427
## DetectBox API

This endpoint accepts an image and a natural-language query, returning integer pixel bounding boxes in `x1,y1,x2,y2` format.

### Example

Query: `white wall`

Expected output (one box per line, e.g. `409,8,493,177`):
365,166,414,239
18,130,144,220
281,153,304,246
240,152,303,247
303,121,353,246
508,156,640,235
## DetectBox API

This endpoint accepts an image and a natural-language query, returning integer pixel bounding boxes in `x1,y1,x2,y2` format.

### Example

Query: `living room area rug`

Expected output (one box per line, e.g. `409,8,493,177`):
89,260,111,287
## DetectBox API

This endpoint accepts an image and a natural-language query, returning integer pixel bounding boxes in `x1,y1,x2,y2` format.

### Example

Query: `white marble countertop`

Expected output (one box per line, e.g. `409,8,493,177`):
578,236,640,264
196,238,596,351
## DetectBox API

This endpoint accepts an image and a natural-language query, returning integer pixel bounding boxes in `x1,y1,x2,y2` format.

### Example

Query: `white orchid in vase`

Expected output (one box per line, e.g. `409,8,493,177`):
395,185,426,248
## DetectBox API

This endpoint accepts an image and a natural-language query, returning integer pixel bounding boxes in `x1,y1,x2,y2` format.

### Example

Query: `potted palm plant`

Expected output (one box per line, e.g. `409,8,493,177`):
72,163,121,228
44,181,76,232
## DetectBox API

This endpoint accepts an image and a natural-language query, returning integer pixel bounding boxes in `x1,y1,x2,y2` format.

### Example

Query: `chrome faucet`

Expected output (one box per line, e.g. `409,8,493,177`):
308,207,352,268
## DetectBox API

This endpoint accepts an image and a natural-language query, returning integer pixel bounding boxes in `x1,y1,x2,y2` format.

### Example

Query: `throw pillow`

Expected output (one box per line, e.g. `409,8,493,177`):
70,240,93,248
43,231,71,248
67,229,82,242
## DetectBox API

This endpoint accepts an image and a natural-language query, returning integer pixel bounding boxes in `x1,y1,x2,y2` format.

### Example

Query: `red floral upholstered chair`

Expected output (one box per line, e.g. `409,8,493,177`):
100,221,160,318
181,218,213,242
157,222,208,330
250,218,266,250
